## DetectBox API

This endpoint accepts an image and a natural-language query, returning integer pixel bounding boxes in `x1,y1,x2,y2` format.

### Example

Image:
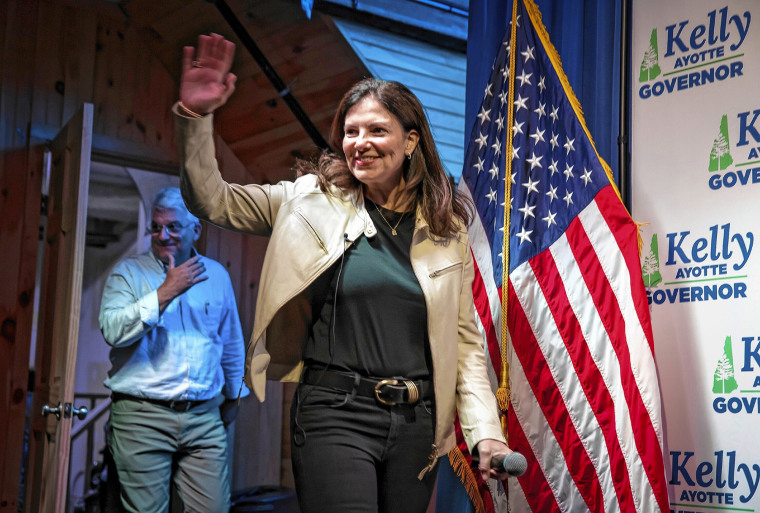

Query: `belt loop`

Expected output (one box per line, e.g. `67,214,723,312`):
350,372,361,401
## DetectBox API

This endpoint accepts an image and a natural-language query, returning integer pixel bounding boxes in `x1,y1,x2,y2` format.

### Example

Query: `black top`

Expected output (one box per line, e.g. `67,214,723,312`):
303,202,432,380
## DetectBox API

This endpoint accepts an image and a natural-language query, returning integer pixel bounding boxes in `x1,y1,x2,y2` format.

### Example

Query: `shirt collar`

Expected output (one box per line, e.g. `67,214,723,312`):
149,247,200,271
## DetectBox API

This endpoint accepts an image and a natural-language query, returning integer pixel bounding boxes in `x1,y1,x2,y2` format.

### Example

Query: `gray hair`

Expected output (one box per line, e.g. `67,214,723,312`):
151,187,199,225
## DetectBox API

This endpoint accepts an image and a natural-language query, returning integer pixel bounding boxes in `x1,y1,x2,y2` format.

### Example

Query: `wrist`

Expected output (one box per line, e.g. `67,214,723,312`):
178,100,205,118
156,283,173,311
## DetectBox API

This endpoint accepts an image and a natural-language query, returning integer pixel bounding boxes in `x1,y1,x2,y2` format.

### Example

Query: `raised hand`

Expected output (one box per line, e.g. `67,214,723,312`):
157,254,208,313
179,33,237,115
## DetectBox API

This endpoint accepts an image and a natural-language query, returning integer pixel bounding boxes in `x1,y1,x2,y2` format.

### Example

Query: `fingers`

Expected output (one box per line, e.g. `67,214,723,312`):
181,46,195,75
478,448,493,481
203,33,230,64
196,33,213,64
195,33,235,71
179,256,207,283
167,253,175,269
221,73,237,103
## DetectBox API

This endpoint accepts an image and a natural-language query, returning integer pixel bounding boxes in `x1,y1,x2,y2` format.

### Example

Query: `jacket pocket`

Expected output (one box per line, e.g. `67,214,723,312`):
293,207,328,254
429,261,462,279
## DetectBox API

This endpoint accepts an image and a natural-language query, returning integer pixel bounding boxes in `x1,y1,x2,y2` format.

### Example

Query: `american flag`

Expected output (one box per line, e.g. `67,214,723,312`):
455,0,670,511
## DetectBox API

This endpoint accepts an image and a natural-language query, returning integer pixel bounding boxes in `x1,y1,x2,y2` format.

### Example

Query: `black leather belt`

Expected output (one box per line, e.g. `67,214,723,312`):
302,368,433,406
112,392,209,412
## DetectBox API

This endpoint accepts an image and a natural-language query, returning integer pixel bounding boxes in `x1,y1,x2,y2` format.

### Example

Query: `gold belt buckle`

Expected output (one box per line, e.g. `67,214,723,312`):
374,379,398,406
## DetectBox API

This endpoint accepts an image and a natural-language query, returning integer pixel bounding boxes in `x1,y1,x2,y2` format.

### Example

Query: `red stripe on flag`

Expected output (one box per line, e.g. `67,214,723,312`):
530,234,636,512
507,405,562,512
507,278,604,511
594,187,656,354
470,248,503,378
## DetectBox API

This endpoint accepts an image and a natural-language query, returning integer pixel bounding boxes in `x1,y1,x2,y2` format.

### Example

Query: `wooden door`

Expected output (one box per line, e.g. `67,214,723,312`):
25,104,93,513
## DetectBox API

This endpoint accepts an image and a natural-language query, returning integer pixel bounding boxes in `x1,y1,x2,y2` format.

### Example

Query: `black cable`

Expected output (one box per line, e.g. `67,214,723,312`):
292,233,350,446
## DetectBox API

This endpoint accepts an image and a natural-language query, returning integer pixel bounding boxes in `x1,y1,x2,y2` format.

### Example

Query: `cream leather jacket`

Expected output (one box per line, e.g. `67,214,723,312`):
174,109,506,471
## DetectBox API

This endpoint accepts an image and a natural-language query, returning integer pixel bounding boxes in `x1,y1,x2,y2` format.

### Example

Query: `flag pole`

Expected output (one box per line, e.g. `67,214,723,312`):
618,0,631,210
498,0,520,439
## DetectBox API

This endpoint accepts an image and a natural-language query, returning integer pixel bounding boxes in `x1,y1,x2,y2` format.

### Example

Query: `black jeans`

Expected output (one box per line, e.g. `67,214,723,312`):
290,384,438,513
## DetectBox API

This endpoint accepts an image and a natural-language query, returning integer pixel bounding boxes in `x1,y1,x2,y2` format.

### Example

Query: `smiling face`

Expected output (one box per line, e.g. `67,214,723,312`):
342,96,419,202
150,207,199,266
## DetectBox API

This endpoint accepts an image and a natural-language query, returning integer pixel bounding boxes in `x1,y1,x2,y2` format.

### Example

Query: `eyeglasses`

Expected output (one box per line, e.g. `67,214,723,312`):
148,221,188,237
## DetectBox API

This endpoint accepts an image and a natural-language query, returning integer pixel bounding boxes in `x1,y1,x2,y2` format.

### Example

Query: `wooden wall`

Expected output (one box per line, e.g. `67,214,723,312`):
0,1,46,509
206,135,285,491
0,0,284,509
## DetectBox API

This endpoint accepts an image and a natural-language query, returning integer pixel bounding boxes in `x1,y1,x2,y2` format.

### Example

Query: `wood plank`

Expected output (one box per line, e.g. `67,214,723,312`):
142,0,225,64
61,4,97,123
115,23,141,142
31,1,65,128
232,381,283,490
229,106,333,152
215,66,360,147
143,54,177,153
118,0,188,29
227,0,308,40
0,0,41,510
232,29,361,86
93,19,122,137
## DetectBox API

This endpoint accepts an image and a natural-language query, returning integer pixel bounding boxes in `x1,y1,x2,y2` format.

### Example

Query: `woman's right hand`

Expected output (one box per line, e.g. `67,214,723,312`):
180,33,237,115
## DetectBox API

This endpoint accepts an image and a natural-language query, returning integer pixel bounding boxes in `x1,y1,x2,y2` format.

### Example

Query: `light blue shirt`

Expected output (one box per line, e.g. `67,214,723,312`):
99,249,250,401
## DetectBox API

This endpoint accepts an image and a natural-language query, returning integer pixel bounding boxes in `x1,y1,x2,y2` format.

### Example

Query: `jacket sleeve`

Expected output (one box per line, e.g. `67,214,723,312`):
454,237,507,450
173,104,289,236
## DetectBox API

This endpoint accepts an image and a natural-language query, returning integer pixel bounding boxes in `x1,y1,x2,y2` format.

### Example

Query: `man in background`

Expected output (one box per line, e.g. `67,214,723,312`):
99,186,249,512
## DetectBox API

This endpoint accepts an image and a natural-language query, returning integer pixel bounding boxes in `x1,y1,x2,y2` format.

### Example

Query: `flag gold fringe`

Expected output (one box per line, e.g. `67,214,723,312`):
635,221,650,257
448,447,487,513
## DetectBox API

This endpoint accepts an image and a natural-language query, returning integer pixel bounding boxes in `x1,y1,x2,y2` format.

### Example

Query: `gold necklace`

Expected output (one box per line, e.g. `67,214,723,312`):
372,201,406,236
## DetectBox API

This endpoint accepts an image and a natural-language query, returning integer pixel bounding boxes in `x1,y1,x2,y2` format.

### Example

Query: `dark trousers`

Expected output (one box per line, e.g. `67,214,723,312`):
290,384,439,513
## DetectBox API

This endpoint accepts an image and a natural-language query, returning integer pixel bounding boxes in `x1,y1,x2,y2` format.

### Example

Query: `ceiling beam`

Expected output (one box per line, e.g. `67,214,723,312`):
212,0,331,150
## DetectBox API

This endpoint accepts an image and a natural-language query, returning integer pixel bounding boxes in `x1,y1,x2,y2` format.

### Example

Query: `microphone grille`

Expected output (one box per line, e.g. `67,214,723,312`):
503,452,528,476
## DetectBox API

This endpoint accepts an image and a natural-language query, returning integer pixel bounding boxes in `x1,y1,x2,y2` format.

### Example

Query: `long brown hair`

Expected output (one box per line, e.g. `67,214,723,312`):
301,78,472,238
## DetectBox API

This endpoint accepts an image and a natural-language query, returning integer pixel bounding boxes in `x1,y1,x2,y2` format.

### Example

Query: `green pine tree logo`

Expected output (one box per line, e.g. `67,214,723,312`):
712,336,739,394
639,29,661,82
709,114,734,172
642,234,662,287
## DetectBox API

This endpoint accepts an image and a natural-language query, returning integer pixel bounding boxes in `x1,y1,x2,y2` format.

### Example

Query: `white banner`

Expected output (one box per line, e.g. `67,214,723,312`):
632,1,760,512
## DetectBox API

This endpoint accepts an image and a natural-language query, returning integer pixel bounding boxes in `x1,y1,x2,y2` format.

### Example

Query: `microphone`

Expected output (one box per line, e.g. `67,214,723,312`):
472,451,528,477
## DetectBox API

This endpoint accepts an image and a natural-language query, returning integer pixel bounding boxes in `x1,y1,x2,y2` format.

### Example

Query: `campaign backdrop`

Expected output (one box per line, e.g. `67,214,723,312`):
631,1,760,511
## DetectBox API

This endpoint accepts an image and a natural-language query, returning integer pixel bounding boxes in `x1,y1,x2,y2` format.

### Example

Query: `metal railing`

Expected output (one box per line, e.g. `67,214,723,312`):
69,393,111,513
